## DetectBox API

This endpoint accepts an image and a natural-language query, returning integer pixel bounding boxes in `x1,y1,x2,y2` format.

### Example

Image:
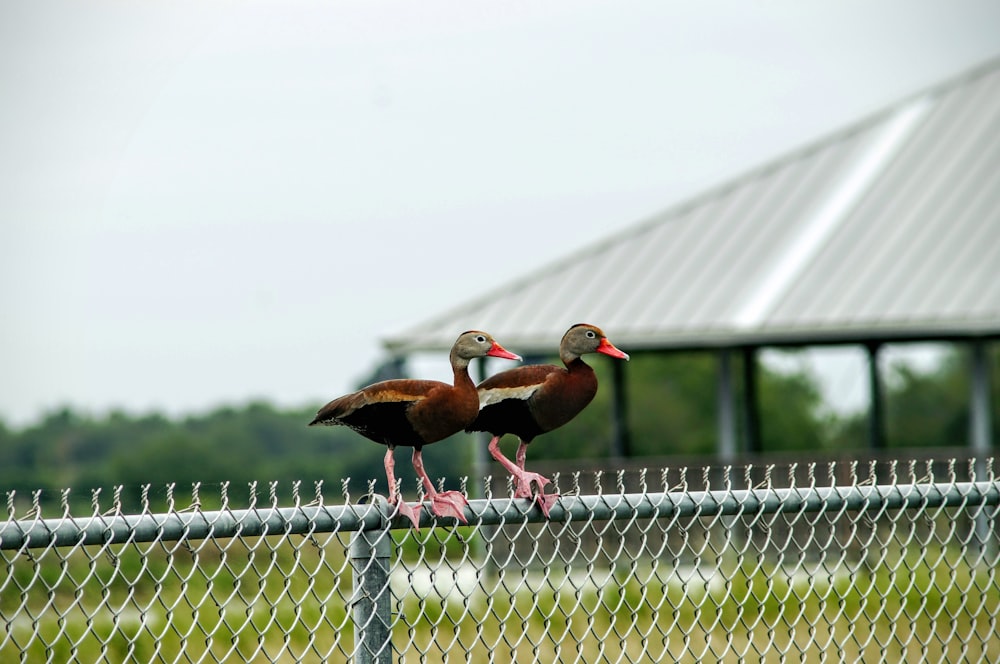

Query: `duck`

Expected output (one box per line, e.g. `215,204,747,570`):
310,330,521,527
467,323,628,516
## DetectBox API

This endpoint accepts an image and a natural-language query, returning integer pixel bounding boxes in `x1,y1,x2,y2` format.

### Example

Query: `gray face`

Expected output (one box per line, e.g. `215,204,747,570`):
453,331,496,360
563,325,603,356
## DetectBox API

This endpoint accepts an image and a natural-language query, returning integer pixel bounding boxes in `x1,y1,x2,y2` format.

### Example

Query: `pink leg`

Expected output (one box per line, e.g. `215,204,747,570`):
514,441,529,471
488,436,558,517
411,448,468,524
384,447,421,528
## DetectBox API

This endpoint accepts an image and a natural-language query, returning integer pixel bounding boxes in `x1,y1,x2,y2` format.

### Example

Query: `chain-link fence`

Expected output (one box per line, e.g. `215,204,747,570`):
2,457,998,663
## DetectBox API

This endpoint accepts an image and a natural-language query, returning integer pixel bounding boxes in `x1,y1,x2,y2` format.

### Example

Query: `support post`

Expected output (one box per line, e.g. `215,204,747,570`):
970,339,994,556
473,359,491,500
474,358,499,572
717,349,737,462
610,358,631,459
970,339,993,460
741,347,761,456
350,526,393,664
866,342,886,451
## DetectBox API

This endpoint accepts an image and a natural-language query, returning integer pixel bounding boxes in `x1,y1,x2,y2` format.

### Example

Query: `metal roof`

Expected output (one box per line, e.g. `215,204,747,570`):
385,59,1000,355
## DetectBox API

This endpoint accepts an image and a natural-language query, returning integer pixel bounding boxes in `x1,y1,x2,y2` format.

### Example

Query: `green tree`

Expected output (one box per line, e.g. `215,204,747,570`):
4,342,991,509
830,345,999,450
755,359,829,453
492,350,831,462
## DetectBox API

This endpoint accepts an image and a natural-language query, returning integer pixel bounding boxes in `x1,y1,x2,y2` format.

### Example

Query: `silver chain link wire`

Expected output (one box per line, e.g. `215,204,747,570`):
1,457,998,663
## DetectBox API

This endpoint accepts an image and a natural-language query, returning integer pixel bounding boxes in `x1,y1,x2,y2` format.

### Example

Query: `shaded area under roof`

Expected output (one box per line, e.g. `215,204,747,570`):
385,59,1000,356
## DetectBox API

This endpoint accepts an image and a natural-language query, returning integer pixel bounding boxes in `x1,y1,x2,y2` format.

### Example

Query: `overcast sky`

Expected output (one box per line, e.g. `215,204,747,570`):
2,1,999,427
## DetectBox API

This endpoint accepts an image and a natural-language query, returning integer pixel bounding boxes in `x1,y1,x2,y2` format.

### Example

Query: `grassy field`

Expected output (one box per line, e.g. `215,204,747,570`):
2,526,998,662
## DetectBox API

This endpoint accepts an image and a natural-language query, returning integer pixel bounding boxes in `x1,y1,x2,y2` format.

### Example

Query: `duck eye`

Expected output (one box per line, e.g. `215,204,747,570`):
476,335,486,343
586,330,596,338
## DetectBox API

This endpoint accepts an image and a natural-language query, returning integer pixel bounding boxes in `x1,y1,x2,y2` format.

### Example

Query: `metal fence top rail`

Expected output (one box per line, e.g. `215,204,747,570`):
2,458,996,551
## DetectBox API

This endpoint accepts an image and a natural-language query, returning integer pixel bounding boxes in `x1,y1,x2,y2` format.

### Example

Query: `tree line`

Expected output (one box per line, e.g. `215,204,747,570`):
1,347,993,512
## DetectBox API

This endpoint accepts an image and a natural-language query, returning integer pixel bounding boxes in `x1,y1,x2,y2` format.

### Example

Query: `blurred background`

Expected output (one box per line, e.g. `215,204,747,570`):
2,1,998,507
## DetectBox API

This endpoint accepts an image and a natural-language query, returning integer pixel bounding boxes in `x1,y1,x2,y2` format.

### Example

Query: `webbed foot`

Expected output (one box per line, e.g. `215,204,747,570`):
513,472,558,518
427,490,469,524
390,497,423,529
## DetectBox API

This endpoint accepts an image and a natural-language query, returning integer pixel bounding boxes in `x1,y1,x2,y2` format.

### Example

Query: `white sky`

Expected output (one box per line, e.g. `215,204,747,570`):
2,0,999,426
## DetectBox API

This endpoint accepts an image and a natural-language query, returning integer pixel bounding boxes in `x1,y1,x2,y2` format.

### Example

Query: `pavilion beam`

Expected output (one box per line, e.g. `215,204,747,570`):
610,359,631,459
742,346,761,455
970,339,993,460
866,342,887,451
717,349,738,462
474,359,491,500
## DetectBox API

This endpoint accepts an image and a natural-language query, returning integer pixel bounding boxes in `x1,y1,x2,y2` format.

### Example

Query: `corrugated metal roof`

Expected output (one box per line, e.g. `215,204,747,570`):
385,59,1000,355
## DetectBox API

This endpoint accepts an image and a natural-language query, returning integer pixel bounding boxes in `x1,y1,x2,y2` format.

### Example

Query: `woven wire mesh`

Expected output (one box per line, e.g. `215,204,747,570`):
2,458,999,663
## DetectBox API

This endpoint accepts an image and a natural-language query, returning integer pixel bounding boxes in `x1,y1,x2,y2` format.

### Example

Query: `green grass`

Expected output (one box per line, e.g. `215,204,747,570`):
2,530,998,663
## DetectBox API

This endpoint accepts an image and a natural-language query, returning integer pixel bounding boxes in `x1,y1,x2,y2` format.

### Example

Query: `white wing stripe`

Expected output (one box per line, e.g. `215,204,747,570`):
478,385,541,408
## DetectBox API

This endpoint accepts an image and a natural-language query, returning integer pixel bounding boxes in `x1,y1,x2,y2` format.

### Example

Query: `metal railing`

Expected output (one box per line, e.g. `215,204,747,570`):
2,458,998,662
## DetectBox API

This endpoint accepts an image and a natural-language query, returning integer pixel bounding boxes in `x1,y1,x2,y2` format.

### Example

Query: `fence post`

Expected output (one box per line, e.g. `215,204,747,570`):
350,522,393,663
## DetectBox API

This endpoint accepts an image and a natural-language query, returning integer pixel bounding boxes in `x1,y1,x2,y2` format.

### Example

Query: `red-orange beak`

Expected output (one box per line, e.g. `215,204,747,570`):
597,337,629,361
487,342,522,361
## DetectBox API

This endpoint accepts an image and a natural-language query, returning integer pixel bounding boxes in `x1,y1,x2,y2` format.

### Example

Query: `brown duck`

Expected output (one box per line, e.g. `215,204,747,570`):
467,323,628,516
310,330,520,527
